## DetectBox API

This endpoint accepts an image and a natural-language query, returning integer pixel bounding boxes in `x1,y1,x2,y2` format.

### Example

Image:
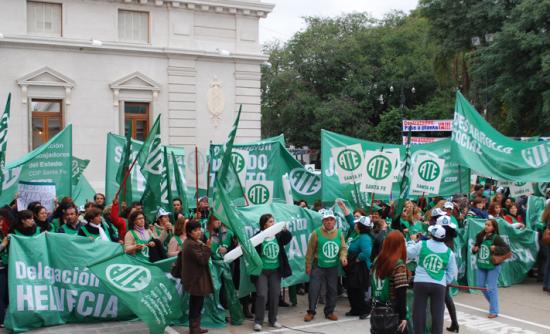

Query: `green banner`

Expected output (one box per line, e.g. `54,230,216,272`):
452,91,550,182
464,218,538,288
4,233,134,333
72,175,96,207
321,130,469,206
0,93,11,196
1,125,72,205
210,140,321,206
88,254,182,334
525,196,546,230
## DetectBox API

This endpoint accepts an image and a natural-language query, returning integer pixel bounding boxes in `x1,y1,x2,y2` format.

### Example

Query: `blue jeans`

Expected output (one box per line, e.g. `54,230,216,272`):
476,266,501,315
543,244,550,289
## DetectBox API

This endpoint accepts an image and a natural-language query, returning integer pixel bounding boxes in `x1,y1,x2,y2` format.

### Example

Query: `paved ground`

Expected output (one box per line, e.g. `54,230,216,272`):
2,278,549,334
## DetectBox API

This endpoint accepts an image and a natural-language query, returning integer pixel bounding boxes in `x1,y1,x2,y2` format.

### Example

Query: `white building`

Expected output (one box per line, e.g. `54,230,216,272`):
0,0,273,191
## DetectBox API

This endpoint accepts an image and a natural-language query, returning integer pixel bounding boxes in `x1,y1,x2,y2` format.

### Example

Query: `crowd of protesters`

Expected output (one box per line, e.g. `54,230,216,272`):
0,180,549,334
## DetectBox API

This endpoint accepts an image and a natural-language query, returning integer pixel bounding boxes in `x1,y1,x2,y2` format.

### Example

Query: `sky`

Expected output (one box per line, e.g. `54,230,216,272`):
259,0,419,44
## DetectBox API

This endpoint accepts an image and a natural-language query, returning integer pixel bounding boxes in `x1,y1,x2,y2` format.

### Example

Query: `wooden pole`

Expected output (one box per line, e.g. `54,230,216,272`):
195,146,200,215
114,152,139,202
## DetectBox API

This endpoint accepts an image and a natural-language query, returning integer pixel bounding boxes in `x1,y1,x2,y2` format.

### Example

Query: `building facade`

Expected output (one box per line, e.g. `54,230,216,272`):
0,0,273,191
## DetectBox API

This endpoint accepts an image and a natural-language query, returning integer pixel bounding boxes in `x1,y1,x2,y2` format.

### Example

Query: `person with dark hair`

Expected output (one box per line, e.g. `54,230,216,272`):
78,207,112,241
26,201,42,212
180,220,213,334
0,214,7,326
173,198,185,219
252,214,292,331
469,198,489,219
50,196,75,230
11,210,39,236
167,216,187,257
154,209,173,249
94,193,106,210
345,216,373,319
472,219,510,318
504,204,525,229
57,206,83,235
371,230,410,333
296,200,308,209
124,210,161,262
407,224,457,334
32,205,51,233
370,218,388,261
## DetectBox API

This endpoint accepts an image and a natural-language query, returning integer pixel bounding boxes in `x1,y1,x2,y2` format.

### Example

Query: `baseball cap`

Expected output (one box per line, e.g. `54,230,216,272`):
443,202,454,209
156,208,172,219
428,225,446,239
354,216,373,228
431,208,445,217
436,215,457,229
319,208,336,220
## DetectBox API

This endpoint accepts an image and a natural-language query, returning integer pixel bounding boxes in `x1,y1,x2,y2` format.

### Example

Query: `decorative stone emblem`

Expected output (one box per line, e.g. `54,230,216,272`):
207,77,225,127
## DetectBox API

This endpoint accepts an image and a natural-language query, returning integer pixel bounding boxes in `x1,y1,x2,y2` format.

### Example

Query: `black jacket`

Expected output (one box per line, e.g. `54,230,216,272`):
253,229,292,279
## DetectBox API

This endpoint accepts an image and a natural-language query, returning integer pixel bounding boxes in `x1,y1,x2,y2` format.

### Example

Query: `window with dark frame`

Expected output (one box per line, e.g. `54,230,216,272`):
31,99,63,149
124,102,150,141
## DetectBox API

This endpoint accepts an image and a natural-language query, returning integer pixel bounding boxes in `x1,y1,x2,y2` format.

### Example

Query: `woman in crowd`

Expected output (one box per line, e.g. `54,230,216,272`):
346,216,373,319
488,203,504,219
370,217,388,261
407,224,457,334
253,214,292,331
10,210,39,236
167,216,187,257
542,202,550,292
78,207,112,241
0,211,10,327
371,230,409,333
153,209,173,249
180,220,213,334
124,210,161,262
469,198,488,219
504,204,525,229
472,219,511,318
32,205,51,233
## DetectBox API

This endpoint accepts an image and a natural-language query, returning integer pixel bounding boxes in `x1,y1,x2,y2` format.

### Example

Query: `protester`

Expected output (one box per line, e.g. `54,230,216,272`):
50,197,75,231
542,202,550,292
57,206,84,235
469,198,488,219
167,216,187,257
252,214,292,331
154,209,173,248
304,209,348,322
488,203,504,219
0,213,9,327
371,230,409,333
78,207,112,241
407,224,457,334
504,204,525,229
32,205,51,233
10,210,39,236
345,216,373,319
108,197,128,240
180,220,213,334
124,210,164,262
297,199,308,209
370,218,388,261
472,219,511,318
172,198,185,220
94,193,106,210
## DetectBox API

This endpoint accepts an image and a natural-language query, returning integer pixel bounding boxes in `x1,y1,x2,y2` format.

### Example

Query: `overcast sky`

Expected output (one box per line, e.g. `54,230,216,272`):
259,0,419,44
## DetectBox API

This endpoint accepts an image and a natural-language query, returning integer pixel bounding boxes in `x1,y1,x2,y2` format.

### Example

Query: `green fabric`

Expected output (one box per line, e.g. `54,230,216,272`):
316,228,342,268
418,241,450,281
0,93,11,197
61,224,79,235
130,230,152,261
526,196,545,230
14,229,40,237
261,238,280,270
477,236,495,270
371,270,390,303
452,91,550,182
81,225,101,240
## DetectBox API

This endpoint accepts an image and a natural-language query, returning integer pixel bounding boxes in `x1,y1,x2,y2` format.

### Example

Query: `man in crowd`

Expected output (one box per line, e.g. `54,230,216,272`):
57,205,84,235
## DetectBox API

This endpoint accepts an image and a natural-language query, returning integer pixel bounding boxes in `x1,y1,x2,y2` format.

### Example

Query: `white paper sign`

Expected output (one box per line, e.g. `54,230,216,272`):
360,150,398,195
224,221,287,263
410,156,445,195
281,173,294,205
509,182,533,197
331,144,364,184
16,181,56,212
245,180,274,205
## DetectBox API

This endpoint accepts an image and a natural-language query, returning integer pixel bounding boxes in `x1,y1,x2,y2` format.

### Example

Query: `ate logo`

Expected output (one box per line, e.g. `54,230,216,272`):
231,152,246,173
337,149,362,171
366,155,392,180
418,160,440,182
247,184,270,205
479,245,490,260
289,168,321,196
422,254,443,273
263,242,280,260
106,264,152,292
322,241,339,259
143,135,163,175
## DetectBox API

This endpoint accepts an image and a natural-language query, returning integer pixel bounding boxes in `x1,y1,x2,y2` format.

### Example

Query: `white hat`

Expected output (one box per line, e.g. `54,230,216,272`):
436,215,457,229
428,225,446,239
443,202,454,209
78,205,85,213
431,208,445,217
156,208,171,219
496,187,505,193
354,216,373,228
319,208,336,220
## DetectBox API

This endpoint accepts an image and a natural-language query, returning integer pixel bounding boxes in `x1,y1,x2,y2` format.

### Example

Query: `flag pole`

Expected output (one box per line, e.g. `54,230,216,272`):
195,146,200,215
206,141,212,198
114,152,140,202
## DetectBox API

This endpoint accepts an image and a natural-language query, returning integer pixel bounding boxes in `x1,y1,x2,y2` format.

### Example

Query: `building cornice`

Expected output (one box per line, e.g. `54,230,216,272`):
117,0,275,18
0,35,268,63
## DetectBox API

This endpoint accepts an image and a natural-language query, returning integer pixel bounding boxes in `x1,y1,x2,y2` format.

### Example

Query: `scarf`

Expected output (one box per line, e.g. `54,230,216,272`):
90,222,109,241
134,226,147,240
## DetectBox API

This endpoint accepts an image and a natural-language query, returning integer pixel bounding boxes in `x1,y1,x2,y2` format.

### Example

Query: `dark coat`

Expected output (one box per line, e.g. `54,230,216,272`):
181,238,214,296
474,232,510,256
253,229,292,280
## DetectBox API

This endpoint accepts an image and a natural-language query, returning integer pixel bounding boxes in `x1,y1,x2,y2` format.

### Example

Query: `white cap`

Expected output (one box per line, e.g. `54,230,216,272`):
156,208,171,219
319,208,336,220
431,208,445,217
78,205,85,213
428,225,446,239
436,215,457,229
443,202,454,209
354,216,373,228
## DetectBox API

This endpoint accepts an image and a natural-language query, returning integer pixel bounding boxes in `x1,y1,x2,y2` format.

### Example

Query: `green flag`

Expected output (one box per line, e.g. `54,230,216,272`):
393,129,412,224
116,124,133,208
88,253,183,334
452,91,550,182
163,146,175,219
172,152,189,217
72,157,90,186
0,93,11,195
212,106,263,276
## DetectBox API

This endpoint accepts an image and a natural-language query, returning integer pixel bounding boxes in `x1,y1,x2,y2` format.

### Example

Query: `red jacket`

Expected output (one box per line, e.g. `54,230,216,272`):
111,201,127,240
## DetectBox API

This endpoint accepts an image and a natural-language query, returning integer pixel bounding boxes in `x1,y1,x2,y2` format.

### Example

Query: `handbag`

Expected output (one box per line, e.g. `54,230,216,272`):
542,228,550,245
370,303,399,334
491,251,512,265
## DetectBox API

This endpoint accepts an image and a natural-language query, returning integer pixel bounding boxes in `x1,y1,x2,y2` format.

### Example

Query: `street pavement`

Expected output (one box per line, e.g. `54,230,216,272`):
2,278,549,334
